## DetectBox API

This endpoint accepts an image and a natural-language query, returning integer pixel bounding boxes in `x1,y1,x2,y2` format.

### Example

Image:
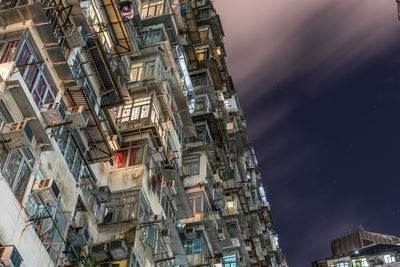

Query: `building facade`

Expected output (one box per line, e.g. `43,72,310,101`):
0,0,286,266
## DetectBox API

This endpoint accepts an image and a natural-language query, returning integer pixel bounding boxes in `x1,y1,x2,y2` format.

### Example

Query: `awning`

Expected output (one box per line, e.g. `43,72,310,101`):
100,0,132,56
65,86,113,163
165,218,189,265
86,37,124,108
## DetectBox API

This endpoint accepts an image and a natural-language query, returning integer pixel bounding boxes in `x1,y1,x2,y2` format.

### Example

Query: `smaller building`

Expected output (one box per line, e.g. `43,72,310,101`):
313,232,400,267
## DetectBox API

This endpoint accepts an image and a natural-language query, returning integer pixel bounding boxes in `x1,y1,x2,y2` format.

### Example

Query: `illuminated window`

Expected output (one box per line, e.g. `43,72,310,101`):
352,259,369,267
199,26,210,40
224,254,237,267
195,48,208,62
141,1,164,19
130,60,159,81
384,254,396,263
182,239,201,254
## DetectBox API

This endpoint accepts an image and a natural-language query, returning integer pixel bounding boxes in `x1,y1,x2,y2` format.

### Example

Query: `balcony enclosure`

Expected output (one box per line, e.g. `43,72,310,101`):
0,30,58,107
115,95,167,148
130,58,162,82
141,0,167,19
136,27,166,47
189,94,211,114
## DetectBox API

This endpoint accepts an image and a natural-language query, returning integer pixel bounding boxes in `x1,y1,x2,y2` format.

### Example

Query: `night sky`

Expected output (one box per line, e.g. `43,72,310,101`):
214,0,400,266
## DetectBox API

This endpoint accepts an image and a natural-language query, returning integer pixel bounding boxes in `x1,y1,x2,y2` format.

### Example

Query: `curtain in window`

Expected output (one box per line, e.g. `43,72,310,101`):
115,150,128,167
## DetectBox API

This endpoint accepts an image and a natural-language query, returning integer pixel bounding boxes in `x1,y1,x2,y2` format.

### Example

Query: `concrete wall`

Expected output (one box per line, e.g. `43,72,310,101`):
0,176,55,267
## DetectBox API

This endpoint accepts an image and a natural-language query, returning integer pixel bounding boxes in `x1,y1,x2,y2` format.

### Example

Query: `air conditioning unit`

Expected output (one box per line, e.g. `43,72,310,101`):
109,240,127,260
245,190,252,198
148,214,163,223
66,106,89,128
184,227,196,239
40,102,66,125
31,178,60,203
166,180,177,195
94,186,112,203
1,120,34,149
90,243,109,261
217,228,225,240
0,246,22,267
67,227,90,247
69,26,87,47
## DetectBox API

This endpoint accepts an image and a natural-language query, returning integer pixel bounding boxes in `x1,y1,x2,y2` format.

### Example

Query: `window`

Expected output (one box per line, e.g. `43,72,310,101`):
114,142,145,168
384,254,396,264
335,263,348,267
0,30,25,63
15,34,58,107
199,26,210,40
352,259,368,267
130,60,160,82
187,191,203,213
103,190,139,224
1,147,35,201
224,254,237,267
52,127,85,182
182,156,200,176
183,239,201,255
141,1,164,19
130,250,141,267
195,48,208,62
137,28,165,46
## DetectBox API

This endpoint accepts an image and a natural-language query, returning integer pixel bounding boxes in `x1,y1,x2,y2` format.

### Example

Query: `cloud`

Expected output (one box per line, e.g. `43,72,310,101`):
215,0,400,100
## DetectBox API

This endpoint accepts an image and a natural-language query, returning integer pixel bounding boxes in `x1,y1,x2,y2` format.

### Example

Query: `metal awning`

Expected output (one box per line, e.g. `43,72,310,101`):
163,169,194,219
171,86,195,136
165,218,189,265
100,0,132,56
65,86,113,163
86,37,124,108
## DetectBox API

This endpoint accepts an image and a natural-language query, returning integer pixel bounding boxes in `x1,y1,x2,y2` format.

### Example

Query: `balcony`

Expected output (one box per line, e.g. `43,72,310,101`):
115,95,168,149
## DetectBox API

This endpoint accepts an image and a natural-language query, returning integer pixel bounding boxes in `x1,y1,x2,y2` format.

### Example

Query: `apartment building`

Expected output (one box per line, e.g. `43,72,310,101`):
0,0,286,266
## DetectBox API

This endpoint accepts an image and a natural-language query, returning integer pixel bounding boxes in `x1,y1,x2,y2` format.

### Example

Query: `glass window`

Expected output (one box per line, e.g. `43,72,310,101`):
114,142,144,168
384,254,396,264
187,191,203,213
183,156,200,176
195,48,208,62
103,190,139,223
15,35,58,107
141,1,164,19
117,97,154,123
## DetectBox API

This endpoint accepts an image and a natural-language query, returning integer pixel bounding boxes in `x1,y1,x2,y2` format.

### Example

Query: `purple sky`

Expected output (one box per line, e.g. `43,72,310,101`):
214,1,400,266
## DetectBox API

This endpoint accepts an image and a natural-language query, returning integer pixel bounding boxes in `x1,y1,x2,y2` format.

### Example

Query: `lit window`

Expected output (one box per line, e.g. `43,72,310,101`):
141,0,164,18
130,60,159,81
195,48,208,62
384,254,396,264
